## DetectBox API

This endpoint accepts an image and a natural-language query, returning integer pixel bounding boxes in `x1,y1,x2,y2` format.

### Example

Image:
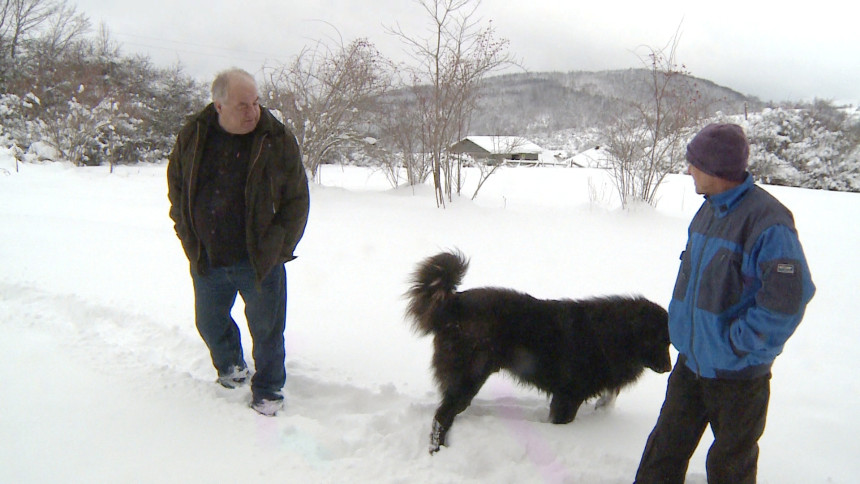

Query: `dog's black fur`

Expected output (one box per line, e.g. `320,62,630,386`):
405,250,672,453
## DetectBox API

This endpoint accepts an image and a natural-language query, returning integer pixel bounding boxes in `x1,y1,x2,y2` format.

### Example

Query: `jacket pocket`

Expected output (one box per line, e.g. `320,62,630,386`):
697,247,743,314
757,258,803,314
672,250,691,301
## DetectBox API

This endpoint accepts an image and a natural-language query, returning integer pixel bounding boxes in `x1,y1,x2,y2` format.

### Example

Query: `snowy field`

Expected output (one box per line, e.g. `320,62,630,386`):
1,155,858,483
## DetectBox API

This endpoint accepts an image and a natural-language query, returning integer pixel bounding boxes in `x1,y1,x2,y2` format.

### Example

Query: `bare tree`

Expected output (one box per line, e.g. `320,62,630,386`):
261,36,391,180
5,0,56,59
32,0,87,64
1,0,55,85
92,22,119,60
449,135,531,199
468,156,501,199
0,1,11,47
470,136,535,199
375,82,432,187
603,28,704,208
388,0,517,207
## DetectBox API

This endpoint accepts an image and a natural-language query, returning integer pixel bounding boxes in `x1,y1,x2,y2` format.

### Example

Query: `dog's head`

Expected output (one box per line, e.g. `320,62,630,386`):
638,300,672,374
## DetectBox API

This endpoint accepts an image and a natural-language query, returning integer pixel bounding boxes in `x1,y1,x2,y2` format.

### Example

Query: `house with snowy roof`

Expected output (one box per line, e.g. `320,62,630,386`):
448,136,544,165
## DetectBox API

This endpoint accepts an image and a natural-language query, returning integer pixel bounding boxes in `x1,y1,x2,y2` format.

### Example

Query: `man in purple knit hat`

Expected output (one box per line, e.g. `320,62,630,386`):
634,123,815,483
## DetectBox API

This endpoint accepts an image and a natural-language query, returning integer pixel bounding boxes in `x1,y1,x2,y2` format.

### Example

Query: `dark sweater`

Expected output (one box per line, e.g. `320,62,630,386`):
192,117,254,268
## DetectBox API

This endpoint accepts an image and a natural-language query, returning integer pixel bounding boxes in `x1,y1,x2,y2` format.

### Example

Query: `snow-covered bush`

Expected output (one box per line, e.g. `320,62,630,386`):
38,98,107,166
743,106,859,191
1,22,207,168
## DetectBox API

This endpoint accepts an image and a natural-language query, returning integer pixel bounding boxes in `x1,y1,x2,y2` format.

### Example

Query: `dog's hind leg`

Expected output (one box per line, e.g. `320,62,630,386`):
549,392,585,424
594,388,621,409
429,419,447,454
429,375,489,454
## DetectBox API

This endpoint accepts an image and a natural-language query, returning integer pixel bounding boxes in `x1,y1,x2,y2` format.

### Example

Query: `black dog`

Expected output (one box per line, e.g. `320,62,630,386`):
405,251,672,454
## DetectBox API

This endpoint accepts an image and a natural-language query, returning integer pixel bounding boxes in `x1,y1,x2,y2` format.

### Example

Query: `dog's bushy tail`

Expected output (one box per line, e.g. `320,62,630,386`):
405,250,468,335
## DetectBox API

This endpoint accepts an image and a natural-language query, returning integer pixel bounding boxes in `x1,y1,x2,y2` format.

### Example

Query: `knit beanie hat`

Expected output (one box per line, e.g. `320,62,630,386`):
685,123,749,181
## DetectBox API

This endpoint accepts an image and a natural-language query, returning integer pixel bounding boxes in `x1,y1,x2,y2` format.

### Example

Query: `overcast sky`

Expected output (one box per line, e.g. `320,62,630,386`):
75,0,859,104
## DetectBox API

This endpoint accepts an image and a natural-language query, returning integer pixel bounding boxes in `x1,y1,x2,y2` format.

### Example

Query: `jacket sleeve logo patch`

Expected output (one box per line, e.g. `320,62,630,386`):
777,263,796,274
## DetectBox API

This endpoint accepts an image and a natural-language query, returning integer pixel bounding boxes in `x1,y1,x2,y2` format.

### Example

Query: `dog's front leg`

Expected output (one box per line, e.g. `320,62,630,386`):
549,393,583,424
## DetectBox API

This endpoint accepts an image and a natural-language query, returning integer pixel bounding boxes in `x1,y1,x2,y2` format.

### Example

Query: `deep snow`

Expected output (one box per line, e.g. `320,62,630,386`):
1,156,857,483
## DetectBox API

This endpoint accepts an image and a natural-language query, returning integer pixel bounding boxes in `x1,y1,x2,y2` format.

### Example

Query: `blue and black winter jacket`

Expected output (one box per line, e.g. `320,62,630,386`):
668,174,815,379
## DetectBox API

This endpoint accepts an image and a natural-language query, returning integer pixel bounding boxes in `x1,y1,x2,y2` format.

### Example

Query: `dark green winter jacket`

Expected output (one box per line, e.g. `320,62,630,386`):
167,104,310,283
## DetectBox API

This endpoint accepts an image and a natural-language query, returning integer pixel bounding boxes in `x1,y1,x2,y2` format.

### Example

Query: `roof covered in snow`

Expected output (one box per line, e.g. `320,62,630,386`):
449,136,543,155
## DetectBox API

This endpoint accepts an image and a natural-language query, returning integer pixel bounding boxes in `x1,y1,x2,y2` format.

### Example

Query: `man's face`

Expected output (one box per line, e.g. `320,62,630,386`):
215,78,260,135
687,163,726,196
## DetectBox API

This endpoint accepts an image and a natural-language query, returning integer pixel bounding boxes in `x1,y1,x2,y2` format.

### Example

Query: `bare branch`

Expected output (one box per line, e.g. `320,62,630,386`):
262,34,392,179
385,0,516,206
603,25,703,207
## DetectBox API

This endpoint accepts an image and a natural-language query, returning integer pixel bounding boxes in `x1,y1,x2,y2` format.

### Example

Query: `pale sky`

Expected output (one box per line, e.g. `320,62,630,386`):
75,0,859,104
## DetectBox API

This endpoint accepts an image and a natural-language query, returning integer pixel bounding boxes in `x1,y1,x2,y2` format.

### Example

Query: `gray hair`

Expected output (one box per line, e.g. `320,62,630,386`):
211,68,257,103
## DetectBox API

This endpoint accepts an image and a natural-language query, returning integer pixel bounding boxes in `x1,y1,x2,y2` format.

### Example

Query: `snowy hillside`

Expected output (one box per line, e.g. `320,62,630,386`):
1,156,858,483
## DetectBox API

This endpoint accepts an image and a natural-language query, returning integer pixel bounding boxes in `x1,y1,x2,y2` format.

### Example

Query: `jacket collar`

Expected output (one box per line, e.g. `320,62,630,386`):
705,173,753,218
195,103,279,136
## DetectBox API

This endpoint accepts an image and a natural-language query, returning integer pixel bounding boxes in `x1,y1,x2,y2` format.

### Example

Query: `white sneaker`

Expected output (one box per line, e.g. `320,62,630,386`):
217,366,249,389
250,397,284,417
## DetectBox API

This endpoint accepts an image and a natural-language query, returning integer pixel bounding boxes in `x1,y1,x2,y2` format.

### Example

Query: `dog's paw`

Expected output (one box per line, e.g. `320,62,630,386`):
429,419,445,454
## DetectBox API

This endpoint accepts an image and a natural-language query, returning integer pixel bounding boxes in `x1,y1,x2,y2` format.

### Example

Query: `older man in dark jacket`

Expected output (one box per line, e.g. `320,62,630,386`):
168,68,309,416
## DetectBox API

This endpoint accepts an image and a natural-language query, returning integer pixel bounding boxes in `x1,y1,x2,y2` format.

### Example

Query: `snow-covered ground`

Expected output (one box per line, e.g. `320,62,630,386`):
1,156,857,483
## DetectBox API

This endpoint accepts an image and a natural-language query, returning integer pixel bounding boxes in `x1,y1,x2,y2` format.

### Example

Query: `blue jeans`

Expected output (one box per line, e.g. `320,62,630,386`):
191,259,287,400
